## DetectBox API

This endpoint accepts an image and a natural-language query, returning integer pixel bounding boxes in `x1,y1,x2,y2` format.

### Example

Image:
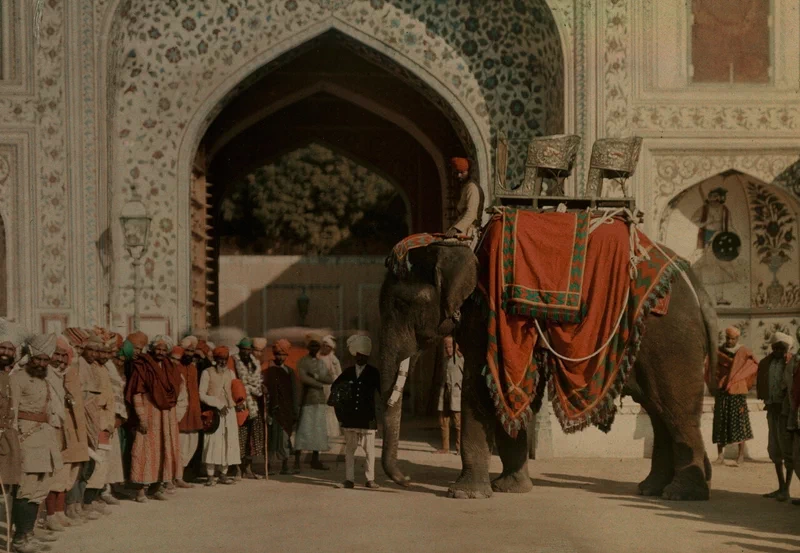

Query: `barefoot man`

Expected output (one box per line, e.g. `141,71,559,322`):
711,327,757,466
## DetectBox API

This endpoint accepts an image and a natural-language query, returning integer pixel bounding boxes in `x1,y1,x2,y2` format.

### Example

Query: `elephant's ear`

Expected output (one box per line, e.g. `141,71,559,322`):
432,245,479,323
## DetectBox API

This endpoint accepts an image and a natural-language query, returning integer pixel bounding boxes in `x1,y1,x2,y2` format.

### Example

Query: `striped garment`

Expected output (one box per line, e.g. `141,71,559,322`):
130,393,181,485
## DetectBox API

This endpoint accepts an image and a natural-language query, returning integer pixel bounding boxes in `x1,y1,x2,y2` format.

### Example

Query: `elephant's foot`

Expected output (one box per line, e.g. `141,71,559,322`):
447,473,493,499
491,471,533,494
637,472,672,497
661,466,710,501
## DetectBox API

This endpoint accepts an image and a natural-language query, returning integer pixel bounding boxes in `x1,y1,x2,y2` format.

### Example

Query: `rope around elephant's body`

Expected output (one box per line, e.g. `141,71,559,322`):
533,290,630,363
530,207,636,364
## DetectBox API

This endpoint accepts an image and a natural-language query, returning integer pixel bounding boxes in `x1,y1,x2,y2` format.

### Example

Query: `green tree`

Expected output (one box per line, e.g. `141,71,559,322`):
219,144,408,255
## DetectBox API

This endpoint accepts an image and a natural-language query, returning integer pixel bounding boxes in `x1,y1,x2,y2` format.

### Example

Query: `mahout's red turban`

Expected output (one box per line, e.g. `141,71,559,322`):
449,157,470,172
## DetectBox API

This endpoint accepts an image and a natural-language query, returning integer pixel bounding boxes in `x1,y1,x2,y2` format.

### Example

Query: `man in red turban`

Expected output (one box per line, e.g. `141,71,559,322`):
126,336,184,502
446,157,484,243
213,345,230,360
126,332,148,353
171,341,203,489
265,340,298,475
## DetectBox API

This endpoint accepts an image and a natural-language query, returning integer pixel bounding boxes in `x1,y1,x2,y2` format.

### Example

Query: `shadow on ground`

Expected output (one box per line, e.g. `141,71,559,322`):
532,472,800,549
266,446,799,550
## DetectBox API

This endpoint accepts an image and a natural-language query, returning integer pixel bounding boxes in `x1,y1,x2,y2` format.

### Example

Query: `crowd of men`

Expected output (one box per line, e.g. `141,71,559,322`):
0,324,382,552
1,314,795,552
710,327,800,503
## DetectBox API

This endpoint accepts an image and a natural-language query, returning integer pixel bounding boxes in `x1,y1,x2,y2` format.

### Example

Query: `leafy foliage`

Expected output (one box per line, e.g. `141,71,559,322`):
219,144,409,255
747,182,796,268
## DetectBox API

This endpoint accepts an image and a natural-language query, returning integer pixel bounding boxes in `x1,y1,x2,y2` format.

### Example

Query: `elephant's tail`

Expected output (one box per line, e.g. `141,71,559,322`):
685,268,718,394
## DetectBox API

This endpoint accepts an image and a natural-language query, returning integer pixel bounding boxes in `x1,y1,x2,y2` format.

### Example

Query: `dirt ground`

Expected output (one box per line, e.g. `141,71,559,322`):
51,432,798,553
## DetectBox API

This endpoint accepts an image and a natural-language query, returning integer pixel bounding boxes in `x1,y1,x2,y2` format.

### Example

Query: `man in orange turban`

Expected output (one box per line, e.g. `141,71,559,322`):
195,340,211,363
272,339,291,357
126,332,148,354
265,339,298,475
212,346,230,361
446,157,484,243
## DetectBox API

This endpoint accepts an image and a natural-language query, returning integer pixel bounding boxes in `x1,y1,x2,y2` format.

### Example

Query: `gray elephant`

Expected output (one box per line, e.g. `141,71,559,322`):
378,242,717,500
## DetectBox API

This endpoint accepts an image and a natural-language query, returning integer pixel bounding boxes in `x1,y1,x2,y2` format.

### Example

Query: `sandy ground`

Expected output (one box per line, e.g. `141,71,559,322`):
46,430,799,553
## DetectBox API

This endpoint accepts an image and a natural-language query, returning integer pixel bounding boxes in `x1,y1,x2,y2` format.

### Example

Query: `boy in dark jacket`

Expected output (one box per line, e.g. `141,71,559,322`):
330,335,381,489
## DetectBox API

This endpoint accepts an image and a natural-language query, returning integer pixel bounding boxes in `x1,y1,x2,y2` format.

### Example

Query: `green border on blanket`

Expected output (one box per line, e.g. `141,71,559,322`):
482,240,690,438
547,252,691,435
500,208,590,324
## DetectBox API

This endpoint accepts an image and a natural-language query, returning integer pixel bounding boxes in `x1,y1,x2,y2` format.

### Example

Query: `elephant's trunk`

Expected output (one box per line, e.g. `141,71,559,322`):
379,344,413,487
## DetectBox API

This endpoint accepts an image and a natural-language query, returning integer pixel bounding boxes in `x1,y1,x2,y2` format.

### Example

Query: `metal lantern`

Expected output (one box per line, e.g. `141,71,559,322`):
120,198,152,259
120,197,152,332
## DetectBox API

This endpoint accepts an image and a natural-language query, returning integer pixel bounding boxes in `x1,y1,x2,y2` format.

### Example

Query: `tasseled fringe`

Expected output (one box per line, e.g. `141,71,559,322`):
549,258,690,435
483,259,689,438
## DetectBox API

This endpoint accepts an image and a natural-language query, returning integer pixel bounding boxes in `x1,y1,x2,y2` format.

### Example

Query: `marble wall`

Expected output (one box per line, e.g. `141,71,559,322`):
0,0,798,341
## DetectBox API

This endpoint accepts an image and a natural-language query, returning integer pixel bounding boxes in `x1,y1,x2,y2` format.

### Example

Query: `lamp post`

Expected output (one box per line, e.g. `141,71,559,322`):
120,197,152,331
297,287,310,326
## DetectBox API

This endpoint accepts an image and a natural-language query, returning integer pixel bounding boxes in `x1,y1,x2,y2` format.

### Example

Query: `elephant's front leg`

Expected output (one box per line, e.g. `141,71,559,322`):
491,424,533,493
448,300,494,499
447,399,494,499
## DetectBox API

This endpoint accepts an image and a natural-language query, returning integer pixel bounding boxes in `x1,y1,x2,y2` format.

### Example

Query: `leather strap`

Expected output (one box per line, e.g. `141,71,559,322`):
18,411,47,423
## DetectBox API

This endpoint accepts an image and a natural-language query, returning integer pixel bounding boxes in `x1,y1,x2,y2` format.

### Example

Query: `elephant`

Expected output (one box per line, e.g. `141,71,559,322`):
378,242,717,500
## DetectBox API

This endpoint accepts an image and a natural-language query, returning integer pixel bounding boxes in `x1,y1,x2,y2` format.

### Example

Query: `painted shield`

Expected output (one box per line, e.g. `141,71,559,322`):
712,231,741,262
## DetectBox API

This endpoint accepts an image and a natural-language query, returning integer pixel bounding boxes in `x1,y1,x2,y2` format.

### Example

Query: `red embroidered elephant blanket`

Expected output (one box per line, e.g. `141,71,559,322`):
476,208,687,437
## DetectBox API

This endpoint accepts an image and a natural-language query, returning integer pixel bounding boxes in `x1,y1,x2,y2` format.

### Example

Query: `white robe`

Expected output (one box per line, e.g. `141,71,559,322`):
319,352,342,439
199,368,241,466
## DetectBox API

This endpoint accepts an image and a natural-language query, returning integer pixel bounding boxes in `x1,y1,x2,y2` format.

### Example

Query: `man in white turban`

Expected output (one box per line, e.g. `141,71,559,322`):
0,319,27,364
757,330,796,502
330,335,381,489
180,336,198,350
11,334,63,551
347,335,372,357
150,335,174,352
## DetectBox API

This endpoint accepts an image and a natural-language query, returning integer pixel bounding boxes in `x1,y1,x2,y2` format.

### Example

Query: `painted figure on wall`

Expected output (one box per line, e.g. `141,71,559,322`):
694,187,732,249
691,184,745,306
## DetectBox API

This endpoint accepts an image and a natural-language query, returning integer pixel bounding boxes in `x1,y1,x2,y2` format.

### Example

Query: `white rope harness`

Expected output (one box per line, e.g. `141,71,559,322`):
533,293,630,363
533,206,692,364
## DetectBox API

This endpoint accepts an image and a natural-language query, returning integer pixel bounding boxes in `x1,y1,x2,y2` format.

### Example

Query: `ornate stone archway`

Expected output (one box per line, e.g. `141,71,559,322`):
104,0,565,334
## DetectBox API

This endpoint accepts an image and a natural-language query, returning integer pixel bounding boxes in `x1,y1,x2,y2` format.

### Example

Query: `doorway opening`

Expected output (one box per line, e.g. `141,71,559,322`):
191,30,475,415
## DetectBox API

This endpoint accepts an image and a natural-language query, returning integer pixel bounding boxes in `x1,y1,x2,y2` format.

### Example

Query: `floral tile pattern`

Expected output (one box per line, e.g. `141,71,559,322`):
35,1,69,309
1,0,798,334
771,157,800,199
109,0,564,315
